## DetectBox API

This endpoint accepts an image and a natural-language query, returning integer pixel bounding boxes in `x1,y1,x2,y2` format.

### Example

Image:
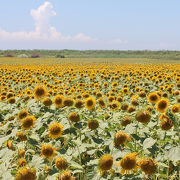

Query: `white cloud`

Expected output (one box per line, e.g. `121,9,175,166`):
30,1,56,35
0,1,128,49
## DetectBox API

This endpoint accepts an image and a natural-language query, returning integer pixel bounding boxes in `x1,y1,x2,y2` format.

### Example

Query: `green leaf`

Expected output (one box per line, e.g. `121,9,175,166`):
70,161,83,170
167,147,180,161
143,137,156,149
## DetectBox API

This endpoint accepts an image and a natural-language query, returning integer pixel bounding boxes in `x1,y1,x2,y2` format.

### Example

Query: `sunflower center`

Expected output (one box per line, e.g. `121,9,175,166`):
23,119,33,128
150,95,158,101
158,101,167,109
35,88,45,96
50,126,61,135
121,157,136,170
42,148,53,156
87,100,93,106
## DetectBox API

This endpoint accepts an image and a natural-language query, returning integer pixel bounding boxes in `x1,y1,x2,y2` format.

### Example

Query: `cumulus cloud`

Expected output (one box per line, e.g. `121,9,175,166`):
0,1,127,49
30,1,56,35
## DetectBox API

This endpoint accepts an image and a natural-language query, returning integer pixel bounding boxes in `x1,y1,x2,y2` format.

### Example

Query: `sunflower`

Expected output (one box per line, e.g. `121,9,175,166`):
48,122,63,139
139,158,156,175
119,152,138,174
54,95,64,108
63,98,74,107
21,116,36,130
34,85,47,99
6,140,14,150
74,99,84,108
156,98,169,113
18,158,27,167
58,170,75,180
18,109,29,120
160,115,173,130
41,144,56,160
18,149,25,158
171,104,180,113
121,117,131,126
17,131,27,141
98,98,106,108
15,167,36,180
148,92,159,104
42,97,52,106
8,97,15,104
135,110,151,124
88,119,99,130
85,97,96,110
55,157,68,170
114,131,130,147
122,87,129,94
68,112,80,123
98,154,113,174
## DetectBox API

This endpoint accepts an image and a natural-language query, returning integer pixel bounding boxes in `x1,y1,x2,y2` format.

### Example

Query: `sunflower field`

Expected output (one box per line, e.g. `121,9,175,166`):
0,62,179,180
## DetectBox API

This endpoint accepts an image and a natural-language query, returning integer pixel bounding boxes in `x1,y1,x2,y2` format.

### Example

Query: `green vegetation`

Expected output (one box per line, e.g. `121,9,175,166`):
1,50,180,60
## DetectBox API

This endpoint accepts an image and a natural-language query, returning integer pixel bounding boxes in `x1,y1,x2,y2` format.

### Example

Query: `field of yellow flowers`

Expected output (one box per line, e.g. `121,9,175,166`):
0,61,179,180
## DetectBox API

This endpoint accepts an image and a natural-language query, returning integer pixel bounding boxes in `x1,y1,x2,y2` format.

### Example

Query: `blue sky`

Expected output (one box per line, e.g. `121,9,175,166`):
0,0,180,50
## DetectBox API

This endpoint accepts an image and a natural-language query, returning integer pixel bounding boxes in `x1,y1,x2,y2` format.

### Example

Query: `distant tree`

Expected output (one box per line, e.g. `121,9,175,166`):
56,54,65,58
31,53,40,58
4,53,14,57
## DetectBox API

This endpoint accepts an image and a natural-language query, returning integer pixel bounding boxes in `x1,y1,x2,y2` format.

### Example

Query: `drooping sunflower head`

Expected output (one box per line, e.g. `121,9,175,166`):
63,98,74,107
98,154,113,173
18,149,25,158
139,158,156,175
68,112,80,123
98,98,106,108
148,92,160,104
48,122,63,139
135,110,151,124
55,157,68,170
74,99,84,109
121,117,131,126
160,115,173,130
41,144,56,160
85,97,96,110
15,167,36,180
18,109,29,120
17,158,27,167
114,131,130,147
6,140,14,150
21,116,36,130
156,98,169,113
34,85,47,99
171,104,180,113
17,131,27,141
119,152,138,174
58,170,74,180
88,119,99,130
42,97,52,107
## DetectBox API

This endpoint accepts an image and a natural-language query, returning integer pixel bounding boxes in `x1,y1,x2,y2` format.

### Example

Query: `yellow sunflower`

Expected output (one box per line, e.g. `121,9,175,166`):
156,98,169,113
34,85,47,99
85,97,96,110
41,144,56,160
139,158,156,175
98,154,113,175
48,122,63,139
54,95,64,108
148,92,159,104
114,131,130,147
21,116,36,130
119,152,138,174
15,167,36,180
